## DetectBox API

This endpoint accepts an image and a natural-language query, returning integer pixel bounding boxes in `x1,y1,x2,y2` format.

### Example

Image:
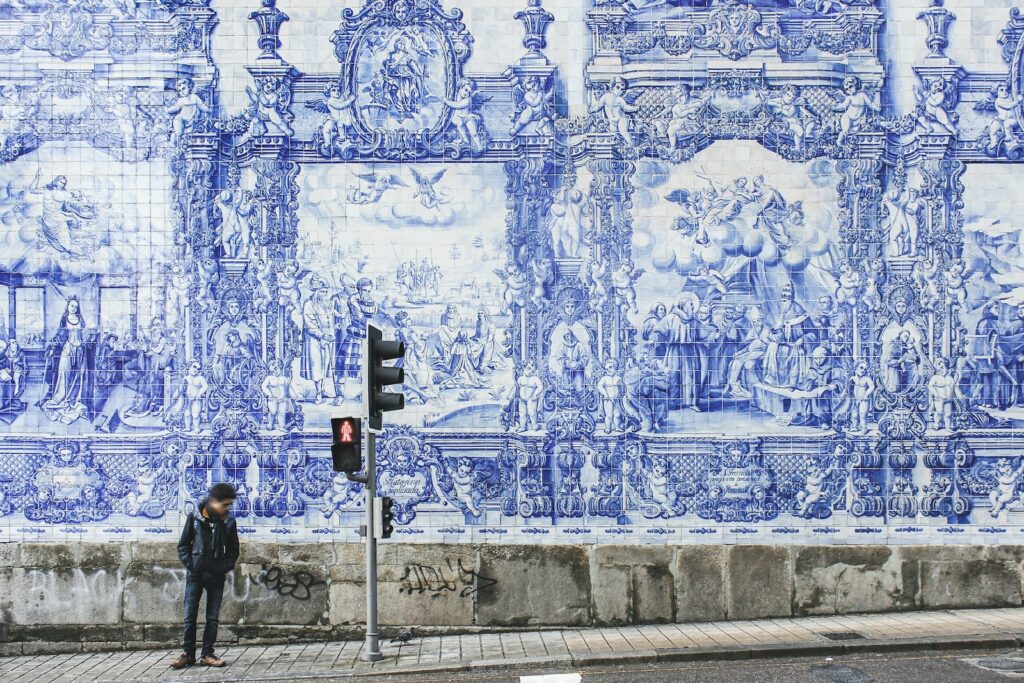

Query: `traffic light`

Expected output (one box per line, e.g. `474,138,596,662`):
373,496,395,539
330,416,362,473
366,324,405,431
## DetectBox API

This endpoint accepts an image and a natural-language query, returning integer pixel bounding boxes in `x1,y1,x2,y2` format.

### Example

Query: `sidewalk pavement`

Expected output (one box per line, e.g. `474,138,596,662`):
4,608,1024,682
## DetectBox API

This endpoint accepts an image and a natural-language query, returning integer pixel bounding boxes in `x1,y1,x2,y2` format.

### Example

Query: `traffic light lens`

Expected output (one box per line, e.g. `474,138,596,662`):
372,339,405,361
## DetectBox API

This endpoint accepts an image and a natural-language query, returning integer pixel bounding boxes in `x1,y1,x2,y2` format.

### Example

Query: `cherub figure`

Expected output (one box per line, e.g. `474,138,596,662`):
167,77,210,145
448,457,483,517
124,461,163,517
915,77,958,135
517,360,544,431
767,84,819,150
580,256,608,311
833,76,880,145
648,459,682,517
913,254,942,311
657,84,706,149
444,78,489,152
111,88,143,150
944,259,968,308
164,262,190,324
244,76,295,140
611,260,644,315
990,457,1024,517
510,75,555,137
834,260,862,309
495,259,530,313
307,81,356,155
976,83,1024,157
597,359,623,433
322,473,358,518
253,258,275,313
863,258,885,313
795,460,838,517
927,358,957,431
850,361,875,434
276,260,302,321
179,360,208,433
196,257,219,313
591,77,638,146
347,171,407,205
261,358,291,432
683,263,729,297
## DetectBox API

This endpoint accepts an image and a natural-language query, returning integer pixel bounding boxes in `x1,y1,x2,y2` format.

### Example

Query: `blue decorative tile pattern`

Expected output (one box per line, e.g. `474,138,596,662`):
0,0,1021,544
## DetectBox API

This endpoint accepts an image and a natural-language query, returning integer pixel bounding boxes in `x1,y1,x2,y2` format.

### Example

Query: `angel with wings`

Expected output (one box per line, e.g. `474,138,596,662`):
914,77,958,136
511,76,556,137
833,76,881,145
975,82,1024,157
348,171,407,205
495,258,530,313
665,188,707,243
612,261,645,315
306,81,356,155
253,258,276,313
196,257,219,313
243,77,295,140
444,78,490,152
276,260,307,328
410,168,449,209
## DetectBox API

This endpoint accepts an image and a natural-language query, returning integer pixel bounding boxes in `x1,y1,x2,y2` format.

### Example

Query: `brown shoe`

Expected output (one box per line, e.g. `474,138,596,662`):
199,654,226,667
169,653,195,669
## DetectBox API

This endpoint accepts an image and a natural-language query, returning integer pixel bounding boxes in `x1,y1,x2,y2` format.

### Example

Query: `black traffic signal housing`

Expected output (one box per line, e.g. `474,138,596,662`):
330,416,362,473
374,496,395,539
366,324,405,431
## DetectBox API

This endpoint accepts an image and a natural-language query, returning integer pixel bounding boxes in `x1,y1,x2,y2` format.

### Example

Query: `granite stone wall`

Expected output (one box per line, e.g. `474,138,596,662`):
2,541,1023,653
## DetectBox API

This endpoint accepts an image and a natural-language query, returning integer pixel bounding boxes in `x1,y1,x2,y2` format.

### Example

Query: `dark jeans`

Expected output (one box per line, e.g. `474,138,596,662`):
182,572,225,657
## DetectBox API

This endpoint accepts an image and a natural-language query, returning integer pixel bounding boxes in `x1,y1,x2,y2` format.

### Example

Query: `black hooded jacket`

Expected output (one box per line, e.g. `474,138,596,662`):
177,499,240,580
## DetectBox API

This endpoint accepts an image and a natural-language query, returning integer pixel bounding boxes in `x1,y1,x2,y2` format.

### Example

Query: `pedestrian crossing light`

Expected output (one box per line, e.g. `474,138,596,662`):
330,416,362,473
366,324,405,431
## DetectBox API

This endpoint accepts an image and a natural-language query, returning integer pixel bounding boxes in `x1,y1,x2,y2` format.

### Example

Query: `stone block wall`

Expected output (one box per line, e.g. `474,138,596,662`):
2,542,1022,654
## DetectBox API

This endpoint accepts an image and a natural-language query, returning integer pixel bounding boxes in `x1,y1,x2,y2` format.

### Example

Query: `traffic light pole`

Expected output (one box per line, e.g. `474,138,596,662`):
363,428,381,662
357,322,404,663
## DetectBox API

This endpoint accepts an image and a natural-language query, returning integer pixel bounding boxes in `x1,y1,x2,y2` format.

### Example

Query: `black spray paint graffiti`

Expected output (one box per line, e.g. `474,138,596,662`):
398,559,497,599
248,564,325,601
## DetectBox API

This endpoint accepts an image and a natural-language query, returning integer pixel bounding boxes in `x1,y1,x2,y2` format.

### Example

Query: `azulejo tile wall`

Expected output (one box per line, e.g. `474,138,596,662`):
0,0,1022,545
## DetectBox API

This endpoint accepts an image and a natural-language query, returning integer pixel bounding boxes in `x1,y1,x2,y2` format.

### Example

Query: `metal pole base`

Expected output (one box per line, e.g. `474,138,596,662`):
362,650,383,663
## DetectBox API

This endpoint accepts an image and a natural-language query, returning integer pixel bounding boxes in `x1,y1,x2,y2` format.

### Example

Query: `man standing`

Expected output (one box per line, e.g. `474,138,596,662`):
170,483,240,669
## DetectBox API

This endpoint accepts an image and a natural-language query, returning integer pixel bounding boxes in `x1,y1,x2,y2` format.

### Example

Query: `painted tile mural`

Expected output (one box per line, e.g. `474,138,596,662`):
0,0,1022,545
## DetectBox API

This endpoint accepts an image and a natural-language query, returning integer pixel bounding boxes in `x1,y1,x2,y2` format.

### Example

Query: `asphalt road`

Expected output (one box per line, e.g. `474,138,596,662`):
356,649,1024,683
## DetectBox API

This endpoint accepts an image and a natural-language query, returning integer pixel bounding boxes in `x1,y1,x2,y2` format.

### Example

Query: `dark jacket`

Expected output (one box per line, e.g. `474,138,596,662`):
177,499,239,581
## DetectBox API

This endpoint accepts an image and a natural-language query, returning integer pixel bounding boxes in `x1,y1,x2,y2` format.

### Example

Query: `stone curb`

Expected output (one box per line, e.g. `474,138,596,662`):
90,634,1024,682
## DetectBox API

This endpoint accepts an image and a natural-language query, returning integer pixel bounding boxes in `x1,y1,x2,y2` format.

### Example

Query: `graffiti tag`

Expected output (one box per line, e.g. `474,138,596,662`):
248,564,325,601
398,559,497,599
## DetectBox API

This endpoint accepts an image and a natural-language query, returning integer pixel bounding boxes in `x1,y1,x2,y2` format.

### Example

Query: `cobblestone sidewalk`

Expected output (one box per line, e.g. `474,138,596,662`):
3,608,1024,682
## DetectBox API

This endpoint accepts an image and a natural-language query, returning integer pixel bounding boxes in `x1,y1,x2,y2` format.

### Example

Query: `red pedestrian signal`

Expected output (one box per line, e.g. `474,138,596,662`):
331,417,362,473
338,420,354,443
